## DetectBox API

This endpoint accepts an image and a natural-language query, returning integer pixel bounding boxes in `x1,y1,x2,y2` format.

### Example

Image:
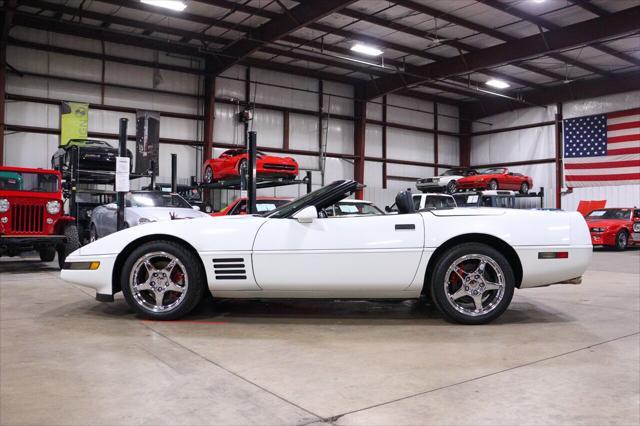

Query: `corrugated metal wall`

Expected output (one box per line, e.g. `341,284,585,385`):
470,90,640,210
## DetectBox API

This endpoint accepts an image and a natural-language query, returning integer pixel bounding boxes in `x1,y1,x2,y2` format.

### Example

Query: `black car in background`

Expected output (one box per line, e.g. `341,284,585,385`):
51,139,133,173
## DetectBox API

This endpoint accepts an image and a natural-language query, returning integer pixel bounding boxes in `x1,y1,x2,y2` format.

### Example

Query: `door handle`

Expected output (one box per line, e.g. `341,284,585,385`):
395,224,415,230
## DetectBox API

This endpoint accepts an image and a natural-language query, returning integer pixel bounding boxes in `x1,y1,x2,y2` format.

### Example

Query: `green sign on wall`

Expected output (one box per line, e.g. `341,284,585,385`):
60,101,89,146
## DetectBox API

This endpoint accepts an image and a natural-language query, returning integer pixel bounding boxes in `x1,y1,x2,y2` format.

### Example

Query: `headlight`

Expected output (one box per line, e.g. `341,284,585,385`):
46,200,61,214
138,217,155,225
633,223,640,232
0,199,9,213
591,227,605,232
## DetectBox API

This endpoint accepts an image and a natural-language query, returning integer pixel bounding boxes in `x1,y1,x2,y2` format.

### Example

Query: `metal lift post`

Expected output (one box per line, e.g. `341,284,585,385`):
116,118,128,231
247,131,257,214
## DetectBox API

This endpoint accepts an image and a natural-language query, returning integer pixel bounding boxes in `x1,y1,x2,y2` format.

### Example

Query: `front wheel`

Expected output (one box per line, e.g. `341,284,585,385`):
488,179,499,190
57,224,80,269
520,182,529,194
430,242,515,325
121,241,206,320
615,230,628,251
39,247,56,262
203,166,214,184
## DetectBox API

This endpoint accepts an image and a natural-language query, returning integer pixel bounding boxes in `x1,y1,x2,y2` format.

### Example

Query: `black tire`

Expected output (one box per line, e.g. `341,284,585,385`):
39,247,56,262
203,166,214,184
488,179,499,190
121,240,206,320
237,158,248,175
429,242,515,325
57,223,80,269
615,230,628,251
520,182,529,194
446,180,457,194
89,224,99,243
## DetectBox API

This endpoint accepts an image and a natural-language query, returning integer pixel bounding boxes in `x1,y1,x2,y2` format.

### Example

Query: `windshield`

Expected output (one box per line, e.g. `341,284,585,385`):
267,180,354,218
69,139,113,147
329,201,383,216
481,168,506,175
126,193,191,208
453,194,480,207
587,209,632,220
0,171,59,192
414,195,456,210
441,169,474,177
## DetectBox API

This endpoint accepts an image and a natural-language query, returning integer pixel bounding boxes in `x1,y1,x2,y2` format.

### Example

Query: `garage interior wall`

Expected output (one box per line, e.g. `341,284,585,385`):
3,28,460,210
471,90,640,210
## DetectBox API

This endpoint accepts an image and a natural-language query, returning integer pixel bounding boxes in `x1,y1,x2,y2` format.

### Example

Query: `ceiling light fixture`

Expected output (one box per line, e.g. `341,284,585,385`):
532,0,546,3
485,79,511,89
141,0,187,11
351,43,383,57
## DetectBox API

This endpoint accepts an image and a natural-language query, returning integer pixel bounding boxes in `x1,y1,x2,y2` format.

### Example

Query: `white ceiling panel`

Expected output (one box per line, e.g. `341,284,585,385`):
577,0,640,13
540,5,597,26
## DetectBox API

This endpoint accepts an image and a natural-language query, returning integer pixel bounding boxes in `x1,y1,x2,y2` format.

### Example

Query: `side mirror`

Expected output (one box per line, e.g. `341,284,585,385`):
192,205,201,211
294,205,318,223
105,203,117,211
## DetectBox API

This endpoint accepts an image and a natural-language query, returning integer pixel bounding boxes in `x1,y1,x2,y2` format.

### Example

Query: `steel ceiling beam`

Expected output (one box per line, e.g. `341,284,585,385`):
465,70,640,119
190,0,560,85
209,0,357,74
566,0,640,67
477,0,640,69
364,7,640,100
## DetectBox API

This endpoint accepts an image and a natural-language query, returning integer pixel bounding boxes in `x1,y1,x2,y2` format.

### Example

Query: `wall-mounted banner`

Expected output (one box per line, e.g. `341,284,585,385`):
136,110,160,176
563,107,640,188
60,101,89,146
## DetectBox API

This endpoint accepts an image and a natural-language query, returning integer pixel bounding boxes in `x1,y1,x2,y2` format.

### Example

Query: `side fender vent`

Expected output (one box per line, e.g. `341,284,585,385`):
212,258,246,280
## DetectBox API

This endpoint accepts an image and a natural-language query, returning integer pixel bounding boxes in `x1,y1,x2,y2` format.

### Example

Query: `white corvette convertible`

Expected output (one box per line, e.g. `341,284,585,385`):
61,180,592,324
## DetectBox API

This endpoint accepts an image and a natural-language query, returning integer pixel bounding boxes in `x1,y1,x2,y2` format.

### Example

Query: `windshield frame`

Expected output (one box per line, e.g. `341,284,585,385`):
0,171,60,193
480,167,507,175
267,180,358,218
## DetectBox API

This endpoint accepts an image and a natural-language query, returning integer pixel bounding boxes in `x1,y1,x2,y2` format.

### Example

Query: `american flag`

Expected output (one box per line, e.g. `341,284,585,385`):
563,108,640,187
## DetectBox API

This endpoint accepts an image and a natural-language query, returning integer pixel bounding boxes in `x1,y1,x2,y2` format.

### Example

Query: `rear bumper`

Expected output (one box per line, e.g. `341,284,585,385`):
516,245,592,289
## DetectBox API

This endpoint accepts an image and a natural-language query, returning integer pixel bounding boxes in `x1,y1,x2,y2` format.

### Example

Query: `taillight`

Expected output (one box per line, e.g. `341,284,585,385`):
538,252,569,259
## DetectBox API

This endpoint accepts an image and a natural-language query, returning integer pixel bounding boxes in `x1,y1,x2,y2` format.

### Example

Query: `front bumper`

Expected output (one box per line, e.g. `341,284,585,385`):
416,182,446,192
456,181,487,190
60,253,117,297
1,235,66,253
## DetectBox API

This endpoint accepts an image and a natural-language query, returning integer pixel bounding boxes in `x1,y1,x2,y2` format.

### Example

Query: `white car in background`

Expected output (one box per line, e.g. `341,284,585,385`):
417,168,478,194
62,180,592,325
89,191,209,241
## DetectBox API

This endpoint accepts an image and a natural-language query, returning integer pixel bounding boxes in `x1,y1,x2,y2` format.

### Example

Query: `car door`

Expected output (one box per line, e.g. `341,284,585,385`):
252,213,425,292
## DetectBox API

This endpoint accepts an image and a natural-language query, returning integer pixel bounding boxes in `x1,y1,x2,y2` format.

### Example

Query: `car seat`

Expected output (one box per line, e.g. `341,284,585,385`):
395,190,416,214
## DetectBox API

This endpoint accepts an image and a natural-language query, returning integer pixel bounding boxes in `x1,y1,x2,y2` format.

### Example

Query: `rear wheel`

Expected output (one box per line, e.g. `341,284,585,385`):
39,247,56,262
488,179,499,190
615,230,628,251
520,182,529,194
57,223,80,269
430,242,515,325
238,159,248,176
203,166,214,184
121,241,205,320
446,180,457,194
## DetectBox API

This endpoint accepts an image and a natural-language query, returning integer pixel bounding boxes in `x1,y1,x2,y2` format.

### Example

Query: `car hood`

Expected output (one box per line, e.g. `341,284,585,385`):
128,207,207,221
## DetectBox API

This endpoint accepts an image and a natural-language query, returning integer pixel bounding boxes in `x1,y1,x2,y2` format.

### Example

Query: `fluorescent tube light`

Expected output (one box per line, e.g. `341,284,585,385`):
485,79,511,89
141,0,187,11
351,43,383,57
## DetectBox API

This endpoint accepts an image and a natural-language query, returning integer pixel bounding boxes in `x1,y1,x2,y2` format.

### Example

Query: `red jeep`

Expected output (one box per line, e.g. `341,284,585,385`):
0,166,79,268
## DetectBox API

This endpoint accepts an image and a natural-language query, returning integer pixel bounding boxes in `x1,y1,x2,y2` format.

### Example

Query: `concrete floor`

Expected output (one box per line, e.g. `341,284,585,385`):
1,249,639,426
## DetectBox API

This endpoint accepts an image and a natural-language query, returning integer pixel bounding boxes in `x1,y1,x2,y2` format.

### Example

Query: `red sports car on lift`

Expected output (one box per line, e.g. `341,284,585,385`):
456,167,533,194
585,208,640,250
203,149,298,184
210,197,293,216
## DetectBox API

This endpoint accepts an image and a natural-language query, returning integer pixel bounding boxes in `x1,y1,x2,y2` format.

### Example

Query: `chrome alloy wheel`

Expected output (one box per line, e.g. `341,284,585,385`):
129,251,189,313
444,254,505,317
